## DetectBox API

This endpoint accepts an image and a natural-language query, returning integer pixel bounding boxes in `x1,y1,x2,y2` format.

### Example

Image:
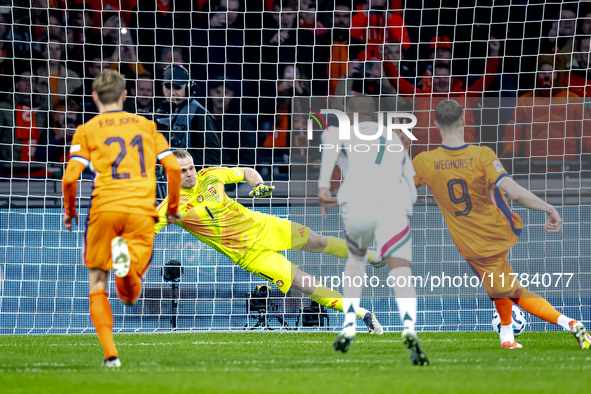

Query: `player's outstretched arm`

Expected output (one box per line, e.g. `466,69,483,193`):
499,177,562,233
62,160,86,231
242,168,275,197
160,154,182,224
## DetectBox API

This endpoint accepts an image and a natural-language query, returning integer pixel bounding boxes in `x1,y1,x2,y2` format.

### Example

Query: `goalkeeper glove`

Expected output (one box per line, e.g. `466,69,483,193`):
249,183,275,198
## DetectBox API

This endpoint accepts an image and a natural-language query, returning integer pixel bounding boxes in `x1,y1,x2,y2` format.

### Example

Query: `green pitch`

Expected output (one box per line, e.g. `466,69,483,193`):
0,332,589,394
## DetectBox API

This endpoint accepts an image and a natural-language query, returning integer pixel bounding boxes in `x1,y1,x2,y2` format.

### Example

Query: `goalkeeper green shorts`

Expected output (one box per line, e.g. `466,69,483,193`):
254,213,310,252
235,214,311,293
238,247,298,293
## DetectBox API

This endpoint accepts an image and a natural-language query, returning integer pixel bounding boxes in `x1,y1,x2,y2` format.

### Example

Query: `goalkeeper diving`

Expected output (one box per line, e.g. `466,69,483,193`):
154,149,384,332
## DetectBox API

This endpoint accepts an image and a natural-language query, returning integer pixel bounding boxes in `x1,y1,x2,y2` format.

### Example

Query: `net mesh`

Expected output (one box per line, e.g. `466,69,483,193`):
0,1,590,333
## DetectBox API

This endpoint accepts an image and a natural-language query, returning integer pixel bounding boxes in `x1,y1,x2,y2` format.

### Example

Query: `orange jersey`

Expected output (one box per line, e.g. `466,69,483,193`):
66,111,175,217
413,144,523,260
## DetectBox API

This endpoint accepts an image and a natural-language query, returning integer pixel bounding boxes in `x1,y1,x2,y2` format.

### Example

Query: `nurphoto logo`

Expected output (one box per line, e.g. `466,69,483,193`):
307,109,418,152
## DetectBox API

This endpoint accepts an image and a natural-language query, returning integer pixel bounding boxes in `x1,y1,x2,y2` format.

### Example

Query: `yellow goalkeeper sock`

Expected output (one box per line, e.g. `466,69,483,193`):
322,236,349,259
310,284,368,320
322,236,376,262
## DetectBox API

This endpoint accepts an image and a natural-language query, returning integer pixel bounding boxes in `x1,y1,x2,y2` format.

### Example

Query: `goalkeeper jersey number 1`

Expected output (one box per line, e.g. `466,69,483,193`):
155,167,266,262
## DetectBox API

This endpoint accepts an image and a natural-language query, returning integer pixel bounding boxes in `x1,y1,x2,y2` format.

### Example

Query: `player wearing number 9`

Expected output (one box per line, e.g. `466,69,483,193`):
412,99,591,350
61,69,182,367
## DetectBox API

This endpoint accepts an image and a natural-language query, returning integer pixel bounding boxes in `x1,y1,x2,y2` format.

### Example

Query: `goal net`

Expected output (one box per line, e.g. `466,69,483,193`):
0,1,589,334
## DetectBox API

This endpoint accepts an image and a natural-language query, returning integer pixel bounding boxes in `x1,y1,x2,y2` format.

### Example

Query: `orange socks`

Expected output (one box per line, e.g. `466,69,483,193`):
493,298,513,326
115,270,141,302
511,288,561,325
89,289,118,360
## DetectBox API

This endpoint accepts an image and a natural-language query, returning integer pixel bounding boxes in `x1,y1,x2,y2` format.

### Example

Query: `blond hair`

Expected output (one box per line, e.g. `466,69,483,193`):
172,149,192,159
92,69,126,105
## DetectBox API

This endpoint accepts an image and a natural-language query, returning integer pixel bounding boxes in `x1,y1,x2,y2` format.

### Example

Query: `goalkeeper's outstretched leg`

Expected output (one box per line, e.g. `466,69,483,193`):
294,228,383,265
289,268,383,334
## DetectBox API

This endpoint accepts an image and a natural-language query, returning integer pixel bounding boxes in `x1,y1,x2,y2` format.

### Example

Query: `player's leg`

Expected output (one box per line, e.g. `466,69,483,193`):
290,269,382,333
85,212,122,367
376,215,428,365
492,297,518,348
295,226,381,263
88,269,120,366
510,288,591,349
115,215,156,306
256,214,380,263
467,252,523,349
330,203,376,352
239,247,381,330
387,257,427,365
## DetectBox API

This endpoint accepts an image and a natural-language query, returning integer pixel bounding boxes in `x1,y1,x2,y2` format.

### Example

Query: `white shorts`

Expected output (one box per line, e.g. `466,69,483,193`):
341,202,412,262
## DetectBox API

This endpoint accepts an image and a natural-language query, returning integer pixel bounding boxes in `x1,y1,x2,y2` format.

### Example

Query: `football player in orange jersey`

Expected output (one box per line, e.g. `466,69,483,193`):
62,70,182,367
411,99,591,349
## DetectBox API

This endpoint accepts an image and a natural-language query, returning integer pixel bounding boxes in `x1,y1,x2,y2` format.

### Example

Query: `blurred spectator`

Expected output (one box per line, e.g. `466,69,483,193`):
77,0,137,26
349,0,411,61
69,3,95,29
566,37,591,103
568,35,590,72
580,11,591,35
207,79,257,165
30,8,67,59
298,0,327,33
546,4,578,66
262,0,314,64
123,74,155,118
419,36,453,91
82,51,109,96
262,64,310,163
106,31,148,80
35,39,83,109
429,36,453,64
6,9,31,59
384,39,501,156
155,47,186,86
47,10,66,42
208,0,243,29
193,0,246,84
35,99,80,163
342,60,383,96
67,3,101,45
101,11,130,47
80,51,108,121
326,1,365,96
502,54,591,167
64,27,85,77
130,0,191,64
0,71,49,164
30,0,50,41
154,64,221,166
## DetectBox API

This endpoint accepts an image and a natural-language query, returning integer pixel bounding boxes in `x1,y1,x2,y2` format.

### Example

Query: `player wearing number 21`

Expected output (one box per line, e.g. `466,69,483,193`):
61,70,182,367
411,99,591,350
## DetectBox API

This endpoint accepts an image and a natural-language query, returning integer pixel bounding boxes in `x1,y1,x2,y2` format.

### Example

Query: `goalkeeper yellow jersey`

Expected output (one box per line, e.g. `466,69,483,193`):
155,167,267,262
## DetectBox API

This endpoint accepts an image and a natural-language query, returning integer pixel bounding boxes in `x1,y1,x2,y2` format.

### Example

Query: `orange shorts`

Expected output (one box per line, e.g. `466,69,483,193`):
84,211,156,277
466,250,519,299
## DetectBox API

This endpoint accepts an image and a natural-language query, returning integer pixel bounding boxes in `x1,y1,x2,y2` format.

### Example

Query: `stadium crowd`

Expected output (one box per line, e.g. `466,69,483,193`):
1,0,590,179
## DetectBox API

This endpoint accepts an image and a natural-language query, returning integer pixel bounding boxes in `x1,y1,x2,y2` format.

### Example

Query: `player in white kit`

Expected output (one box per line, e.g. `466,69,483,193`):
318,95,428,366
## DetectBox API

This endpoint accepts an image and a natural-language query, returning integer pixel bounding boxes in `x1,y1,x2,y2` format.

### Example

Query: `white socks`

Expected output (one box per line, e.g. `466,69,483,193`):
557,314,574,331
500,324,515,343
389,266,417,332
342,253,366,327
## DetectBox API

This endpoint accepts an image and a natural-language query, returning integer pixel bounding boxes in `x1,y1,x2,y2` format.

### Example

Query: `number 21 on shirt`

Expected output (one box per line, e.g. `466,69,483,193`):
104,134,147,180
